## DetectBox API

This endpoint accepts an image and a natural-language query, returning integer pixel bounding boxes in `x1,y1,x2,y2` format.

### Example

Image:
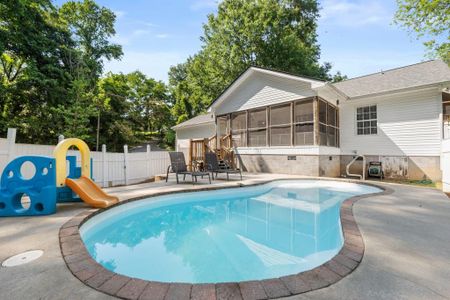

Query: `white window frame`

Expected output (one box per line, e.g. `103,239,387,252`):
356,105,377,135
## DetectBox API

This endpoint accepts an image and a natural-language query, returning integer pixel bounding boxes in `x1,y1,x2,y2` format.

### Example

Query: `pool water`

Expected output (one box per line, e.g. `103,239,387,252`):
80,180,380,283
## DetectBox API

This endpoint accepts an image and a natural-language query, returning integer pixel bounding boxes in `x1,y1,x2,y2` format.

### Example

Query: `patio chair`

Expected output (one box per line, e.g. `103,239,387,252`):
205,152,242,181
166,152,211,184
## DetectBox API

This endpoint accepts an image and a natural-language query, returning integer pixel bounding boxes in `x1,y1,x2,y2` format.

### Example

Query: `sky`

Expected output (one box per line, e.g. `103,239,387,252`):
54,0,430,82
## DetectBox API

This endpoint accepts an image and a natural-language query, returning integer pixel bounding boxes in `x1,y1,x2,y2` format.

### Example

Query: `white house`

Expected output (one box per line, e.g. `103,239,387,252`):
173,60,450,182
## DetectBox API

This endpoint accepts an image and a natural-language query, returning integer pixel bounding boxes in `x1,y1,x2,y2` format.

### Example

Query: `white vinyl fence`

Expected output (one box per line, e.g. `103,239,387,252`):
0,128,170,187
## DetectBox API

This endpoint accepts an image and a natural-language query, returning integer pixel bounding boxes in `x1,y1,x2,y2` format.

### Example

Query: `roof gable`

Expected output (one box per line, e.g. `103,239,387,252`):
209,67,325,114
172,113,214,130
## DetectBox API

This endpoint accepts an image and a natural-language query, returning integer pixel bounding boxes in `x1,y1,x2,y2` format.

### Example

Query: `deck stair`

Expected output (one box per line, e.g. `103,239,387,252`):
189,134,236,171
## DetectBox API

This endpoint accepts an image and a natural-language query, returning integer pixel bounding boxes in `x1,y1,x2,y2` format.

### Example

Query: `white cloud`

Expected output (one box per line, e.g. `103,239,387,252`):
135,21,158,28
104,51,188,82
190,0,218,11
155,34,169,39
320,49,426,78
111,29,151,46
320,0,392,27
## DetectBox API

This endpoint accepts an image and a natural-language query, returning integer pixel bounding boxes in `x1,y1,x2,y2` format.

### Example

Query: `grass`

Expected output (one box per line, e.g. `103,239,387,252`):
369,178,438,188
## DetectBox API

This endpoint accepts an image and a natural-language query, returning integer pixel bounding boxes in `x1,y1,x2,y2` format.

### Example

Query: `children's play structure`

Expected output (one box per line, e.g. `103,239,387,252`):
0,138,118,217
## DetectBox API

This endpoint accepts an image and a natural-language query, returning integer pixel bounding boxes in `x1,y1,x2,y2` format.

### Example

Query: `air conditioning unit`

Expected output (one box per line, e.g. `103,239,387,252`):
368,161,383,179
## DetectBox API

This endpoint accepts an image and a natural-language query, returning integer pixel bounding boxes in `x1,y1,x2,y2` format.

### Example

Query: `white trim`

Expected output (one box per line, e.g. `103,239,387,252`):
172,121,215,130
254,68,325,87
235,146,341,156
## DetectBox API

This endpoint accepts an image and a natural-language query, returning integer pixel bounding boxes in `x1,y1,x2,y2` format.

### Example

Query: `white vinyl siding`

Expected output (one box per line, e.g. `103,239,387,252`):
175,123,216,158
214,73,316,115
340,88,442,156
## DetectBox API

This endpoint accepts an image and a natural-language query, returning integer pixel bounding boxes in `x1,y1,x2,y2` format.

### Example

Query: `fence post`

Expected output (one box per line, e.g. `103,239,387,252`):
124,144,129,185
102,144,107,188
7,128,17,163
146,144,151,178
58,134,64,143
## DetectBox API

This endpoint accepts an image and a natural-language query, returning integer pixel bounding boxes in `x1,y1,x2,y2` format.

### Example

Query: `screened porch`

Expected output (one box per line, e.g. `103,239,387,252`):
216,97,340,148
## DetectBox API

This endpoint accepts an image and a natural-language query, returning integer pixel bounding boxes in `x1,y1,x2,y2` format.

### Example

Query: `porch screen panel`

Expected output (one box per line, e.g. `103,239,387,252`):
248,108,267,129
217,115,229,138
248,108,267,146
294,123,314,145
294,99,314,146
232,131,246,147
231,112,246,130
294,100,314,122
318,99,339,147
270,104,291,146
231,112,246,147
271,127,291,146
248,129,267,147
327,105,337,146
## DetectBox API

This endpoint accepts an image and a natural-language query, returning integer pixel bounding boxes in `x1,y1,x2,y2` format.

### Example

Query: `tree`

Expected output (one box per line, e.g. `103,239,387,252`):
59,0,123,147
394,0,450,64
0,0,76,142
127,71,171,133
59,0,123,84
169,0,337,122
95,72,134,151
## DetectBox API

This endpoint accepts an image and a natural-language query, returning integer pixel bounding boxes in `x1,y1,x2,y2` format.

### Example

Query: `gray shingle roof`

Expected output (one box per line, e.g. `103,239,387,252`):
172,113,214,129
333,60,450,98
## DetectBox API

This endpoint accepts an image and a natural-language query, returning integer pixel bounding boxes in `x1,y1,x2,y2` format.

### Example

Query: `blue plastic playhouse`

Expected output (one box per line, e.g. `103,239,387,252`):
0,155,89,217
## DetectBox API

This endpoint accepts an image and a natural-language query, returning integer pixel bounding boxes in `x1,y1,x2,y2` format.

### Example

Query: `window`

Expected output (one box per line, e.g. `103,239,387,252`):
318,100,339,146
356,105,377,135
248,108,266,129
294,123,314,145
248,129,267,146
294,99,314,146
270,104,291,146
231,112,246,131
231,112,247,147
248,108,267,146
294,100,314,122
217,115,229,138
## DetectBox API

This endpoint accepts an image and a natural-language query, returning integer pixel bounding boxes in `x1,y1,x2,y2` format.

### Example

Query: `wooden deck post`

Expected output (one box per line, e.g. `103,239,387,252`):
189,139,193,171
313,97,319,145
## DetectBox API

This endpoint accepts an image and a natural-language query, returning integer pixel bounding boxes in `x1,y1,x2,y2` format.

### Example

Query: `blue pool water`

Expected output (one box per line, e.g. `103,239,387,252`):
80,180,380,283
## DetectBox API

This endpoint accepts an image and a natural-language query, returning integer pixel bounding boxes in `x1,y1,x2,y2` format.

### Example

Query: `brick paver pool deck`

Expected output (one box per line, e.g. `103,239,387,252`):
1,174,450,299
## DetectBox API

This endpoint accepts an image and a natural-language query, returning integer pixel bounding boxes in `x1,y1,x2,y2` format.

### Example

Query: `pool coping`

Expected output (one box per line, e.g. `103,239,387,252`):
59,178,393,300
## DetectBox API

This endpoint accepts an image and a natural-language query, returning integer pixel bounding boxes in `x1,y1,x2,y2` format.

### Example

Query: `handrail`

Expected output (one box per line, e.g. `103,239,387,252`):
346,155,366,180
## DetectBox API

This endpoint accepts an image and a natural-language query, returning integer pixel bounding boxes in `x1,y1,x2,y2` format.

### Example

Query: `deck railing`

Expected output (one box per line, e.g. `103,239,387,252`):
189,134,236,170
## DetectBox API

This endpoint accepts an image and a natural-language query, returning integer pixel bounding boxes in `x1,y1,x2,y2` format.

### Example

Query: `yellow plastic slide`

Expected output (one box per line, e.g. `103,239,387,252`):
66,176,119,208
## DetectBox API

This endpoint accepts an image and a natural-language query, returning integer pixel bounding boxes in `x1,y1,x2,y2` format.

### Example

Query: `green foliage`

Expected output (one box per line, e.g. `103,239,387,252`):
169,0,340,123
59,0,123,84
162,129,176,151
0,0,175,150
94,71,173,151
331,71,348,83
394,0,450,64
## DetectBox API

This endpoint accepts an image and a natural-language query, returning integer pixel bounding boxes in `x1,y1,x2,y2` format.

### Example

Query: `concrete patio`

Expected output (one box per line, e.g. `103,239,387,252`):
1,174,450,300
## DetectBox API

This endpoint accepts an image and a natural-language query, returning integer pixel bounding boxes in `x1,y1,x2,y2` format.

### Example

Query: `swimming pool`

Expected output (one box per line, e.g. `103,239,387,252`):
80,180,381,284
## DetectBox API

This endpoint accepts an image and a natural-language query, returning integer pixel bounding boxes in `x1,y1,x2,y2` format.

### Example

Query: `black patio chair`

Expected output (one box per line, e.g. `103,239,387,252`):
205,152,242,181
166,152,211,184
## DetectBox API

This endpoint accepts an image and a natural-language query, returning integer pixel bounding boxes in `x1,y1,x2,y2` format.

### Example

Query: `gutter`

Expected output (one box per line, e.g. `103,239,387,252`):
171,121,215,131
344,81,450,101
